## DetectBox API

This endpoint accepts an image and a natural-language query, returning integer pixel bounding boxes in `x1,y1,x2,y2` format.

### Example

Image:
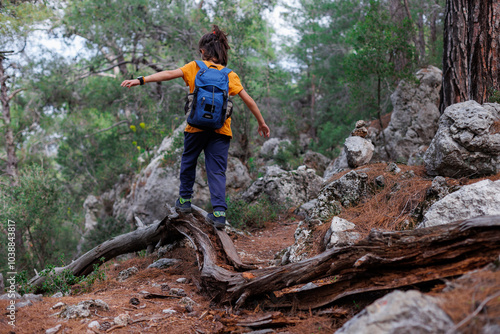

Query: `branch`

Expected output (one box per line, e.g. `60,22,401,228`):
446,290,500,334
73,61,132,82
84,120,130,138
7,88,23,102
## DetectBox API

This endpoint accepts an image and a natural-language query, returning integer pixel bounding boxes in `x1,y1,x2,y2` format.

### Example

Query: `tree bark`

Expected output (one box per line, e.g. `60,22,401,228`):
0,57,19,186
30,207,500,311
441,0,500,112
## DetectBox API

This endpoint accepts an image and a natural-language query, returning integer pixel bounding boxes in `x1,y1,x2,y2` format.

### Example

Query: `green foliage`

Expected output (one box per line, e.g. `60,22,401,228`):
227,195,287,230
0,1,53,48
343,0,416,118
273,141,302,171
310,121,352,158
488,88,500,103
15,258,107,295
0,165,77,272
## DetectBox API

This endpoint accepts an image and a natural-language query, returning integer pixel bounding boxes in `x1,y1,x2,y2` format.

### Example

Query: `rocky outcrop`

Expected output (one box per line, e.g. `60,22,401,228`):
323,217,360,249
424,101,500,177
323,149,349,180
259,138,291,157
276,221,314,265
336,290,454,334
240,165,323,207
324,121,373,179
418,179,500,228
310,170,368,220
302,150,330,176
369,66,442,163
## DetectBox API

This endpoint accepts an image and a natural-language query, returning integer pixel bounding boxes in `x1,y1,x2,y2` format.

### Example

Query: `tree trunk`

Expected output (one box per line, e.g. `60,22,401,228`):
30,206,500,311
0,57,19,186
0,56,26,264
441,0,500,112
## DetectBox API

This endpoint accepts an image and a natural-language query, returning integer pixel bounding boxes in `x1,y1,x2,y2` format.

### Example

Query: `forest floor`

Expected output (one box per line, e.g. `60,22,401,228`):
1,164,500,333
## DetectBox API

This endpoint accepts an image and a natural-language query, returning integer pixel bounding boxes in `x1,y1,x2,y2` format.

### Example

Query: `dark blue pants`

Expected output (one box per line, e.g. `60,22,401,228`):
179,131,230,211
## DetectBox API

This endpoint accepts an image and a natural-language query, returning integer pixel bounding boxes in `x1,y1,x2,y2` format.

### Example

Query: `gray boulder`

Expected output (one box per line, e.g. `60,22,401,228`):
226,156,252,190
260,138,291,157
277,221,314,265
310,171,368,220
148,258,181,269
369,66,442,163
323,217,360,249
323,150,349,180
424,101,500,177
344,136,374,168
302,150,331,176
241,165,323,207
336,290,454,334
418,179,500,228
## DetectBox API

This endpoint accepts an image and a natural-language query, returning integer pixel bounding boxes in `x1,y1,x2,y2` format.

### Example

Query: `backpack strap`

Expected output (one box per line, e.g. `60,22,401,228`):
195,60,208,70
220,67,232,76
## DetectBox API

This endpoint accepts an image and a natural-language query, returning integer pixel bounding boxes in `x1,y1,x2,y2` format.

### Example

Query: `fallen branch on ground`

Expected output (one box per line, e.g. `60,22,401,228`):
29,209,500,311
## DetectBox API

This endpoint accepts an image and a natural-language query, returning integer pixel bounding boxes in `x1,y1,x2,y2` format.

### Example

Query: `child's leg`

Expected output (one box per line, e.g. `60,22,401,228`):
204,133,230,211
179,132,206,199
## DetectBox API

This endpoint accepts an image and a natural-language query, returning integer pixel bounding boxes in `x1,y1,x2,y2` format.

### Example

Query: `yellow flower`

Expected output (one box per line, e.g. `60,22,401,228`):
137,146,141,150
130,125,136,132
132,141,137,146
139,122,146,129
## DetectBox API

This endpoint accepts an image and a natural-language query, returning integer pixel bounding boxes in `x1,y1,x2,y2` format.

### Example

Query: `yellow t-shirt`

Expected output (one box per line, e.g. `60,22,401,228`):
180,60,243,138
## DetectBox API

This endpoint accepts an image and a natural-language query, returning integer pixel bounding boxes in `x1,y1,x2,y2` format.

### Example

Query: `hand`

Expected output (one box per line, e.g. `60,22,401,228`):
120,79,141,88
258,123,270,138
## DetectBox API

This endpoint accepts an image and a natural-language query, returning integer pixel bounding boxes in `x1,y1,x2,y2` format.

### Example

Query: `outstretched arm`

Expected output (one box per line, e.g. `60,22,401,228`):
238,89,270,138
120,69,184,88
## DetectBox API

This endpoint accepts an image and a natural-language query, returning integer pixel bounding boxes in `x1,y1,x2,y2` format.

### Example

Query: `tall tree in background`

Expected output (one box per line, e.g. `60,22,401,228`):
0,1,52,186
441,0,500,111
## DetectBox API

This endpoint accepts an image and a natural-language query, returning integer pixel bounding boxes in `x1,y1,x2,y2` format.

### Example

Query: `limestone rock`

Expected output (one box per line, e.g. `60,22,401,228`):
117,267,139,282
323,217,361,249
113,313,130,326
418,179,500,228
323,150,349,180
241,165,323,207
369,66,442,163
311,171,368,220
351,120,368,138
59,299,109,319
302,150,331,175
424,101,500,177
147,258,180,269
226,156,252,190
260,138,291,157
344,136,374,168
278,221,314,265
336,290,454,334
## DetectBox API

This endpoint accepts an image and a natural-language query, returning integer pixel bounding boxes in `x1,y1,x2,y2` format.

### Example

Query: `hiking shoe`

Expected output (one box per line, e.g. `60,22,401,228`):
175,197,192,213
206,211,226,229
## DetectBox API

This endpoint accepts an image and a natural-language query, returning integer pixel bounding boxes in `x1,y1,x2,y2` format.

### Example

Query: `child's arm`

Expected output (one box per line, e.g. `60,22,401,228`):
120,69,184,88
238,89,270,138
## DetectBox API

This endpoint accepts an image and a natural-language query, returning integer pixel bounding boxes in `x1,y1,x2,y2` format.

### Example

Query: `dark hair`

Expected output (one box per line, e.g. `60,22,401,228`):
198,25,230,66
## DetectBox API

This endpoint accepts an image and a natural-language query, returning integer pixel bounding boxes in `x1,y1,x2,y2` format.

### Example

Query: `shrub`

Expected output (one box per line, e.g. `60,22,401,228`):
227,195,288,230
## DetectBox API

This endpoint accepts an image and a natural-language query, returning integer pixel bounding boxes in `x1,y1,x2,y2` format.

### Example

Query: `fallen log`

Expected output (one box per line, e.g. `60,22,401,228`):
221,215,500,309
29,217,172,288
28,208,500,312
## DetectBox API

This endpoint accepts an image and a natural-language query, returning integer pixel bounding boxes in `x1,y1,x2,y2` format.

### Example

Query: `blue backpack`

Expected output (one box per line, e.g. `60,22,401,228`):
184,60,233,130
